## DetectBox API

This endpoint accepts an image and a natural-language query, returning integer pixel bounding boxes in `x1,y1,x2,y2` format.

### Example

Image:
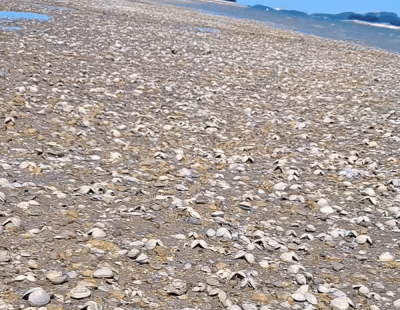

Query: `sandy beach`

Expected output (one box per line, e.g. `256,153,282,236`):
1,0,400,309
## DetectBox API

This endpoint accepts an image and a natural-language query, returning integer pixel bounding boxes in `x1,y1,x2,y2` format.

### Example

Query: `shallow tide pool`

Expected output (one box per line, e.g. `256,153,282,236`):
0,11,50,22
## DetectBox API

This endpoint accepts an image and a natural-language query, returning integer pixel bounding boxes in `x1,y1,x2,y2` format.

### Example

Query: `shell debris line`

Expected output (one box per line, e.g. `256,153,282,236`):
1,0,400,309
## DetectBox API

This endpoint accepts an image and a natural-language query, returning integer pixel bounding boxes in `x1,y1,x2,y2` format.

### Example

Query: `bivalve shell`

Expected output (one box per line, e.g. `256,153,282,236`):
46,270,67,284
22,287,50,307
136,253,149,264
0,250,10,262
70,286,91,299
80,301,103,310
93,268,113,278
127,248,140,259
3,217,22,229
87,228,106,239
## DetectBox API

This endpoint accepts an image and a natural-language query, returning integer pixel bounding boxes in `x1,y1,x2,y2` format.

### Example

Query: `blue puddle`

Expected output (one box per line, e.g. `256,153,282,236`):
0,26,21,31
0,11,50,22
194,27,219,33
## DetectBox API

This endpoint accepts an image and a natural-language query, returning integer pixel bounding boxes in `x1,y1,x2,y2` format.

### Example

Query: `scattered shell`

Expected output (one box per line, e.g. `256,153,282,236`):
80,301,103,310
87,228,106,239
45,270,68,284
70,286,91,299
22,288,50,307
379,252,394,262
93,268,113,278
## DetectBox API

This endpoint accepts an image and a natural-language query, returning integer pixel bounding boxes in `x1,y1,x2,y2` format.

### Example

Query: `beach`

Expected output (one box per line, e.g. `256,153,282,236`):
1,0,400,309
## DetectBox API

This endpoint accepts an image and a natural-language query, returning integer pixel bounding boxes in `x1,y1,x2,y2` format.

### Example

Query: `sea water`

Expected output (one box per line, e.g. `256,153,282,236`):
159,0,400,55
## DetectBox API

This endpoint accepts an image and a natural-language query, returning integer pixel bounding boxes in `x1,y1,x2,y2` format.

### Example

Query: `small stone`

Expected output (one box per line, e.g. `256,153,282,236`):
251,292,268,303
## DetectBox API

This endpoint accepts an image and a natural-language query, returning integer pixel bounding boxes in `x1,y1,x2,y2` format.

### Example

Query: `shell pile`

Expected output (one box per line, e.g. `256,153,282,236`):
0,0,400,309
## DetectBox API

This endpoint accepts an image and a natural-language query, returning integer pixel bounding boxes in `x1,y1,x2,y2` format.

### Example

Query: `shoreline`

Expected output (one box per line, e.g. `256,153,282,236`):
344,19,400,30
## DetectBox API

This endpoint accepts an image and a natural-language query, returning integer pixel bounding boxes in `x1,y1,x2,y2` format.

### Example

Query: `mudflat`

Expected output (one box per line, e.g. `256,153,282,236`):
0,0,400,309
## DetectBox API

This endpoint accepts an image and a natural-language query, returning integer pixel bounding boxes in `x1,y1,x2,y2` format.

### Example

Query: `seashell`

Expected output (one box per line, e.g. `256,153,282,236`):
127,248,140,259
379,252,394,262
206,229,215,237
70,285,91,299
361,187,375,196
136,253,148,264
22,287,50,306
46,270,68,284
280,252,299,262
3,217,22,229
87,228,106,239
356,235,372,245
0,250,10,262
80,301,103,310
145,239,157,250
93,268,113,278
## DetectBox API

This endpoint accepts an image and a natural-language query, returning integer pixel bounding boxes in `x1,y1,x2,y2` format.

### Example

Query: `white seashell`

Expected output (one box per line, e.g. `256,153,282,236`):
244,253,255,264
80,301,102,310
291,293,306,302
305,293,318,305
191,240,207,249
379,252,394,262
70,286,91,299
0,250,10,262
145,239,157,250
216,228,229,237
361,187,375,196
320,206,334,214
274,182,287,191
93,268,113,278
45,270,67,284
3,217,22,229
127,249,141,259
280,252,299,262
22,288,50,306
206,229,215,237
136,253,148,264
130,240,145,247
259,261,269,268
356,235,372,245
87,228,106,239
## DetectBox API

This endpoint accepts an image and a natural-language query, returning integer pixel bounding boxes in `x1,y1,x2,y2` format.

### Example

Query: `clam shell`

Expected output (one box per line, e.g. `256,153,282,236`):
3,217,22,229
70,286,91,299
80,301,102,310
93,268,113,278
22,287,50,306
0,250,10,262
145,239,157,250
46,270,68,284
127,248,140,259
136,253,148,264
87,228,106,239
